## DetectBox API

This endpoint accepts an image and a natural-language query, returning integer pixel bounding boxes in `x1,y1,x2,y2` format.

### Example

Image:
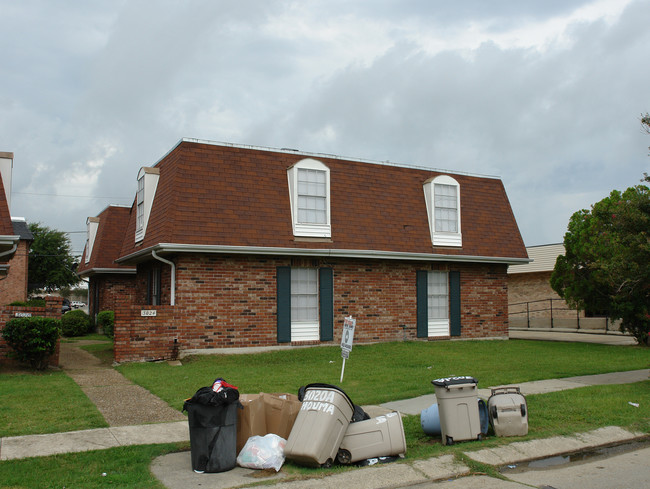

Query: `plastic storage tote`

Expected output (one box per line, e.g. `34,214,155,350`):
488,387,528,437
284,385,354,467
431,376,482,445
186,402,238,473
337,411,407,464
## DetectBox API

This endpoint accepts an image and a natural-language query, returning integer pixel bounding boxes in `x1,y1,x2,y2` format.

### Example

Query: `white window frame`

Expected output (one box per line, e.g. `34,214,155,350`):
423,175,462,247
427,271,450,337
287,158,331,238
85,217,99,264
290,267,320,341
135,167,160,243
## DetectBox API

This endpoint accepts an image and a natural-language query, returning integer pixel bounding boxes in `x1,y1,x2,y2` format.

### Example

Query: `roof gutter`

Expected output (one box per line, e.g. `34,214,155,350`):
76,267,137,278
117,243,531,266
152,249,176,306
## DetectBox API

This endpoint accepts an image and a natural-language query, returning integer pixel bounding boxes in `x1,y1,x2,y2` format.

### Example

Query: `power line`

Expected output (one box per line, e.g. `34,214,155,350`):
14,191,132,200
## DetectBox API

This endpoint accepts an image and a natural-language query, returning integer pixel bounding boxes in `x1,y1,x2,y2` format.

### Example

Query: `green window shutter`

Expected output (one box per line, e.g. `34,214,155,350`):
276,266,291,343
449,271,461,336
416,270,428,338
319,268,334,341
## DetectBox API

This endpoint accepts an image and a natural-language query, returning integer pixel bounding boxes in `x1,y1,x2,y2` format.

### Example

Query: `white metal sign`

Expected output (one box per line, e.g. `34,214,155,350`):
341,316,356,352
141,310,157,317
340,316,356,382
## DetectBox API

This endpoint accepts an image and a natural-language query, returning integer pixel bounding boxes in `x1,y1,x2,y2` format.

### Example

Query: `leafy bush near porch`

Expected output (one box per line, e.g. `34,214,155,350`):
61,309,91,337
97,310,115,338
8,298,46,307
1,317,61,370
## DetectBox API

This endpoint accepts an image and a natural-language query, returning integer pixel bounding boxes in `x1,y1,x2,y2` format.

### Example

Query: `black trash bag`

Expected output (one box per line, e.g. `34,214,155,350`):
297,383,370,423
183,379,241,473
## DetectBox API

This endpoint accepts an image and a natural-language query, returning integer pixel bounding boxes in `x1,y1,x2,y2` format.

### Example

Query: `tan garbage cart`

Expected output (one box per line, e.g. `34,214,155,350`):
431,376,482,445
284,385,354,467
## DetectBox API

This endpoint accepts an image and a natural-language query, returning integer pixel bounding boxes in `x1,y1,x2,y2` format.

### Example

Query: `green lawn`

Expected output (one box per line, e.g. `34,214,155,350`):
0,370,108,437
117,339,650,410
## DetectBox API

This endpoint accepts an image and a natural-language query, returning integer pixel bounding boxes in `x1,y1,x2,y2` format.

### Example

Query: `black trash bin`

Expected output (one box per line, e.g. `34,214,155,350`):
183,383,240,473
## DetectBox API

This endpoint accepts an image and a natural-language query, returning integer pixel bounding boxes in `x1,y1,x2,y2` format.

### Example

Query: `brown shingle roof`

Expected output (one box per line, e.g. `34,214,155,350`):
77,205,135,276
118,140,528,262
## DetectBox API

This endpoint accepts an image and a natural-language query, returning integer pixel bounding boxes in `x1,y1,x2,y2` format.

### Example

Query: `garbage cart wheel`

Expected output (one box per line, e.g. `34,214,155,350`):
445,435,454,446
321,458,333,468
337,449,352,465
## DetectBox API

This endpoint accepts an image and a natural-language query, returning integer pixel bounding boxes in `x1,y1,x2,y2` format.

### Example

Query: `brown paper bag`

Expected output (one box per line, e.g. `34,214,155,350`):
237,394,267,453
261,392,302,440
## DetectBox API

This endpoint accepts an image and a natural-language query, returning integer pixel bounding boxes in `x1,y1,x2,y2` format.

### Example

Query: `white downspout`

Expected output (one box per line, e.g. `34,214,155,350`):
0,242,18,259
152,249,176,306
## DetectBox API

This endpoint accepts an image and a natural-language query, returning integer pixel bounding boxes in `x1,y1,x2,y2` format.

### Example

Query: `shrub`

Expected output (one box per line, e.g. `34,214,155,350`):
2,317,61,370
97,310,115,338
61,309,91,337
8,299,46,307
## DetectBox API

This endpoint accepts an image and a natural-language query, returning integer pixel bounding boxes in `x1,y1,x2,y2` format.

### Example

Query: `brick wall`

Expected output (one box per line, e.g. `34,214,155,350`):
0,240,30,305
0,296,63,367
508,272,580,319
114,254,509,363
88,274,136,323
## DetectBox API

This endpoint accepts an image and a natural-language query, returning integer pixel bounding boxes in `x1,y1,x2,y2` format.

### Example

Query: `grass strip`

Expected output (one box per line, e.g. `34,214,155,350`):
0,370,108,437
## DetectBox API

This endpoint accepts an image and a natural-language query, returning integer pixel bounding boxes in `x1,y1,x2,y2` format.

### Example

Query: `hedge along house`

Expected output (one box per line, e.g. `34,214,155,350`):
102,139,528,363
76,205,136,325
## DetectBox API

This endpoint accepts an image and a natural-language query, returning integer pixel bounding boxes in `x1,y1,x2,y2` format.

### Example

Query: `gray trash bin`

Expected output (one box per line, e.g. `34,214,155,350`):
337,411,406,464
284,385,354,467
431,376,482,445
488,387,528,437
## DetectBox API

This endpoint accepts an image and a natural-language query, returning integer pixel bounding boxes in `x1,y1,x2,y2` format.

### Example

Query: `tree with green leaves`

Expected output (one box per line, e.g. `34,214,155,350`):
551,182,650,346
28,222,79,293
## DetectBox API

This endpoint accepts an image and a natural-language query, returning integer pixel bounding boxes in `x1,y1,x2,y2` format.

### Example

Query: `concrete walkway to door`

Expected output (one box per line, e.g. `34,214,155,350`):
58,340,186,427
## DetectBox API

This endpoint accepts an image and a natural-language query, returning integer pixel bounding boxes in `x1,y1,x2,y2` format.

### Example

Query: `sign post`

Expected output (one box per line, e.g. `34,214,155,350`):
340,316,356,382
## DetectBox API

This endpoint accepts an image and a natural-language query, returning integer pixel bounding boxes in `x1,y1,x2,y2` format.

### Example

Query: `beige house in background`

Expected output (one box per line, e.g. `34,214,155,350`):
507,244,580,325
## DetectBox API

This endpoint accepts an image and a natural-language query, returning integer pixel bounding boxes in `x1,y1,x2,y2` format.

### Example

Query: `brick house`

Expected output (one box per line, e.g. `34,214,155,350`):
0,152,62,367
76,205,136,324
83,139,529,363
0,152,30,304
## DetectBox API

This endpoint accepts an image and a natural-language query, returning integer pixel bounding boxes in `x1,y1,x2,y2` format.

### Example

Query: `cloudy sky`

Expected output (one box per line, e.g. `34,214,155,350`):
1,0,648,257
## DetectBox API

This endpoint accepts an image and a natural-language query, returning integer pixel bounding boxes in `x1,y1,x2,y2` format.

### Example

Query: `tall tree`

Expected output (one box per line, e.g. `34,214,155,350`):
28,222,79,292
550,183,650,346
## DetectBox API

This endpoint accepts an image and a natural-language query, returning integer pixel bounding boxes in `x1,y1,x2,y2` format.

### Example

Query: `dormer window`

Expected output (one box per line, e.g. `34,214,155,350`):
85,217,99,263
424,175,462,247
135,167,160,243
287,159,331,238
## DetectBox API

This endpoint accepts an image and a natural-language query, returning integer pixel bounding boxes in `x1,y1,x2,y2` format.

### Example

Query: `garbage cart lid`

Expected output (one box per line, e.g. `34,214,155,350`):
431,376,478,387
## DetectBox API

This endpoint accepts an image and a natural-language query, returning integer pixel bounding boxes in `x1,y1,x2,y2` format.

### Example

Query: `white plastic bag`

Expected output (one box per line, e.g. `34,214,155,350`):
236,434,286,472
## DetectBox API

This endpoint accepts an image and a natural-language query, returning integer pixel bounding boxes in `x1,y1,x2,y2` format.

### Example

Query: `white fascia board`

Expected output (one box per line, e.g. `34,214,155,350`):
117,243,532,266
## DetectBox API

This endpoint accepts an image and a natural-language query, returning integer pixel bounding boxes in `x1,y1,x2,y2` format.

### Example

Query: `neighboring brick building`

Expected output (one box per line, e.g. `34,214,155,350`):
0,152,29,304
82,139,529,363
76,205,136,324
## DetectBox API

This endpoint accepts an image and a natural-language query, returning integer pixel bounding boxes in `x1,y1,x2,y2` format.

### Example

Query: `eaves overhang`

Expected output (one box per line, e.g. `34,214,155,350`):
77,267,137,278
116,243,531,266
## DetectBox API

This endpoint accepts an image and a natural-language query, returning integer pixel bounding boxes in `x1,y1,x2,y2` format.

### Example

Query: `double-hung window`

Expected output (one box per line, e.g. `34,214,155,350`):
417,269,461,338
427,271,449,336
135,167,160,243
276,266,334,343
290,268,319,341
287,159,331,238
423,175,462,247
